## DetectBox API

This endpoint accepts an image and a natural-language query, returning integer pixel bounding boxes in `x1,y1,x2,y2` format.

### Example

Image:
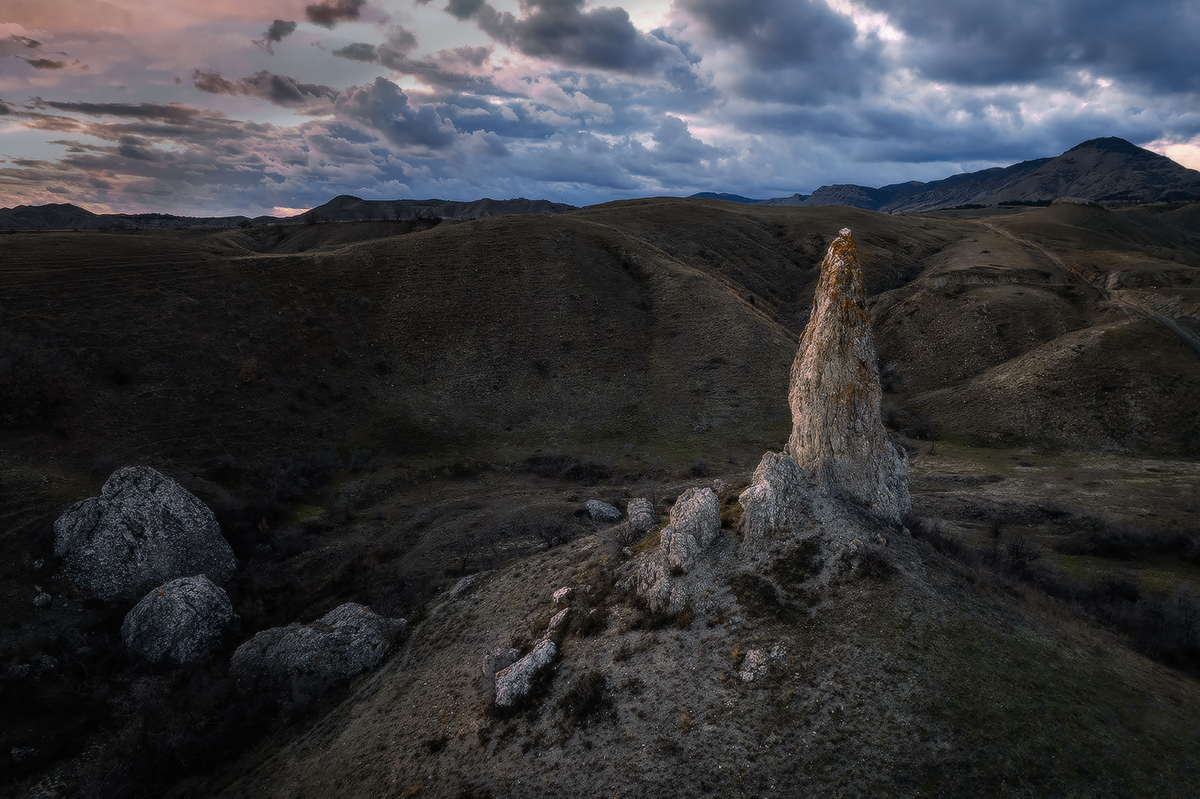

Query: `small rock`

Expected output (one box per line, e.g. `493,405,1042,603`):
32,586,51,608
483,647,521,698
10,747,39,765
494,640,557,708
545,608,571,642
32,559,44,570
552,587,574,606
32,655,58,676
586,500,622,523
626,498,655,534
6,664,30,680
449,573,480,598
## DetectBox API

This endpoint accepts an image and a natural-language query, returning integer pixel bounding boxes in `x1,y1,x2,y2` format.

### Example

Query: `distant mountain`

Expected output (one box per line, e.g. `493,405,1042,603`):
0,202,251,230
800,138,1200,212
694,138,1200,213
302,195,575,222
0,196,576,230
689,192,809,206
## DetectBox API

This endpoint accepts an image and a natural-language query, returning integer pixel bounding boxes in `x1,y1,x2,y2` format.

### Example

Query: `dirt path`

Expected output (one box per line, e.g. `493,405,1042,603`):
983,221,1200,359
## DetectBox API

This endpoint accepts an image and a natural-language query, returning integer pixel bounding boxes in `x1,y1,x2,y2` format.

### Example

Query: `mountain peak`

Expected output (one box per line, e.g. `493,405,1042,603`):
1067,137,1150,157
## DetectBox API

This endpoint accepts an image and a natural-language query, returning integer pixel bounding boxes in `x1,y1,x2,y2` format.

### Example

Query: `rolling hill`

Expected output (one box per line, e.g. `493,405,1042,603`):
4,191,1200,798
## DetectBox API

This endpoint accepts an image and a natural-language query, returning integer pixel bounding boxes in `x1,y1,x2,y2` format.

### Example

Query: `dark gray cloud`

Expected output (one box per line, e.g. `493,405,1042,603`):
332,27,507,95
9,34,42,49
677,0,881,103
33,100,208,124
193,70,339,112
305,0,367,28
23,58,70,70
860,0,1200,93
332,42,379,62
255,20,298,54
448,0,684,74
334,77,460,150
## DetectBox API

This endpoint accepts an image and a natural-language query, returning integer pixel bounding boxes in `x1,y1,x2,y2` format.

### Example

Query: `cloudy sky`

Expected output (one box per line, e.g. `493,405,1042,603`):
1,0,1198,216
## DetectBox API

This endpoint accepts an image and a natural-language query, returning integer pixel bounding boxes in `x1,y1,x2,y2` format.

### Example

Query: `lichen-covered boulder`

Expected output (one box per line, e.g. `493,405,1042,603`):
627,498,655,534
494,639,557,708
784,229,910,524
660,487,720,570
53,466,237,602
121,575,236,665
230,602,406,692
586,500,622,523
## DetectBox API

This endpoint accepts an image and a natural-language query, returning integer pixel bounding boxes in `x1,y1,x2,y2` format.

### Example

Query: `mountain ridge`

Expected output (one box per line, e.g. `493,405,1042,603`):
695,137,1200,212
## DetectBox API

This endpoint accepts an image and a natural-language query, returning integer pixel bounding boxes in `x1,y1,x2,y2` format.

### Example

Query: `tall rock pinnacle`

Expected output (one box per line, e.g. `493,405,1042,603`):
785,228,910,524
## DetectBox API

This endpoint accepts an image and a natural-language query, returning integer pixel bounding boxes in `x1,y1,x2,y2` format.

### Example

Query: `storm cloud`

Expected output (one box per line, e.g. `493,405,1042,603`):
860,0,1200,93
448,0,684,74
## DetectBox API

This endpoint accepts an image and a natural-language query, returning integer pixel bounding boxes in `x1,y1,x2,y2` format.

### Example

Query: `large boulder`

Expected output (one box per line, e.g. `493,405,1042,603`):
121,575,237,665
230,603,406,692
660,487,720,571
53,466,237,602
784,229,910,524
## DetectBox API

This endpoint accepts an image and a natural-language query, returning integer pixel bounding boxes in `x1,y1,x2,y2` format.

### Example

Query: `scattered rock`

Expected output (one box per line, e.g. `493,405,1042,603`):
784,229,910,525
494,639,557,708
32,655,58,676
626,498,655,534
544,607,571,643
10,747,39,766
482,647,521,699
121,575,237,665
586,500,622,523
449,573,480,599
230,602,406,692
6,664,30,680
739,643,788,683
552,586,574,606
53,466,237,602
32,586,51,608
660,487,720,571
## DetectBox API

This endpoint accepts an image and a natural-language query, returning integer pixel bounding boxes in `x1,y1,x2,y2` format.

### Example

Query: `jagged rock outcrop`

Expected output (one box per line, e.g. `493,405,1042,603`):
482,647,521,700
738,453,814,549
121,575,237,665
633,487,723,614
784,229,910,524
53,466,237,602
230,603,406,692
660,488,720,570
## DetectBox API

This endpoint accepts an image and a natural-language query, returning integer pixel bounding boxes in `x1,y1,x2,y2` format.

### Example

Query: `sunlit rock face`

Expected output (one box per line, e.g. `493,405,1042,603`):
785,228,910,525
